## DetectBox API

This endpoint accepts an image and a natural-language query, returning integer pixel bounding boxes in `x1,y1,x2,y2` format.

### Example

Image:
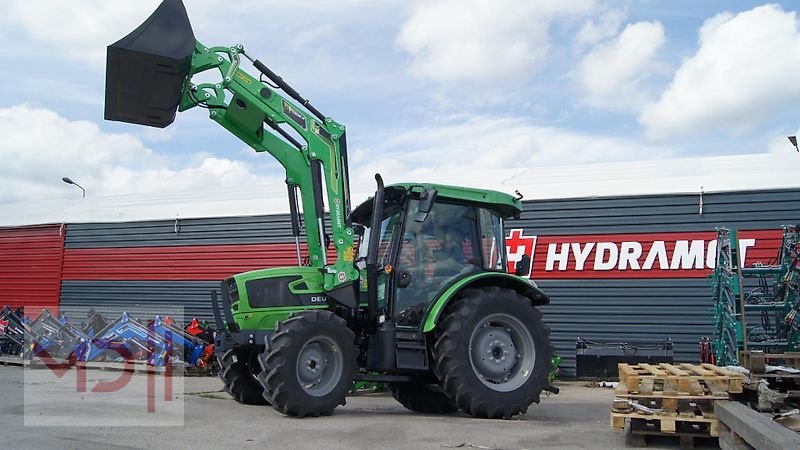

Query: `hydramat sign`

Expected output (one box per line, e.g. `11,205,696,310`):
506,229,783,279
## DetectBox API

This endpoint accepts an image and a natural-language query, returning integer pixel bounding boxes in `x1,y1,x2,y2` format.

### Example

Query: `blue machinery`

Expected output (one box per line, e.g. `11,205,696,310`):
2,308,215,367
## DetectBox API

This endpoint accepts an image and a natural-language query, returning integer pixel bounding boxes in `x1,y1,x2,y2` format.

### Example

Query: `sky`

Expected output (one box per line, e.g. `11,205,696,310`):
1,0,799,205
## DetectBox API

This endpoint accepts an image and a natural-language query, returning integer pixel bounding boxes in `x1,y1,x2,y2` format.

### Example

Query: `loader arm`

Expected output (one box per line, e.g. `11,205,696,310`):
104,0,358,298
176,42,357,293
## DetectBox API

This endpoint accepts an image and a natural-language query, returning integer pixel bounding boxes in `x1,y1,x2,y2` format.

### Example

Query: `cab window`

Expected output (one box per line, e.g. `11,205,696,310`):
479,209,506,271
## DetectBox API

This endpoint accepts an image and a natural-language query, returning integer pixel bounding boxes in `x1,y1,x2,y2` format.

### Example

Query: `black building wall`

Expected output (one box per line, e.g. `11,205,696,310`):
512,188,800,376
58,188,800,376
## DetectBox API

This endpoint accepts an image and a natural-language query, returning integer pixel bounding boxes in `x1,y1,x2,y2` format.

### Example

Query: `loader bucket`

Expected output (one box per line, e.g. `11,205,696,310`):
104,0,195,128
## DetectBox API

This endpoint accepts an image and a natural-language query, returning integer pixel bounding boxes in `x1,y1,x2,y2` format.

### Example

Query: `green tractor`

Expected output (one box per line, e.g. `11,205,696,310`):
105,0,556,418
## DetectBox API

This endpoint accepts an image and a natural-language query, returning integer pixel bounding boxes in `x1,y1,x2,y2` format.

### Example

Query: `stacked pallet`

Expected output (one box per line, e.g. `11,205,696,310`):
610,363,743,448
741,350,800,377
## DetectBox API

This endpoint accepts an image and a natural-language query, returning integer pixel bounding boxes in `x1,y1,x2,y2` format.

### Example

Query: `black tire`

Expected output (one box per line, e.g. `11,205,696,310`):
218,347,270,405
258,310,355,417
433,287,553,419
388,382,458,414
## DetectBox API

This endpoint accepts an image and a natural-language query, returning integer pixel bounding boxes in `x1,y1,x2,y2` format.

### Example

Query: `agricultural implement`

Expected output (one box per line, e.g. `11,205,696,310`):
0,307,28,356
709,226,800,365
26,310,89,361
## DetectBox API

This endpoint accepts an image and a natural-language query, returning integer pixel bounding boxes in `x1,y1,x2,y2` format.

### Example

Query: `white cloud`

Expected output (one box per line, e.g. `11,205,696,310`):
4,1,160,66
139,125,178,144
0,105,271,203
2,0,396,67
574,9,626,48
96,158,261,195
396,0,596,82
640,4,800,140
347,114,673,194
577,21,666,110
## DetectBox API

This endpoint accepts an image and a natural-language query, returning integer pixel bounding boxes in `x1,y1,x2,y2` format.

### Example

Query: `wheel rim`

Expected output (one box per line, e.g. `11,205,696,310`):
296,336,343,397
469,313,536,392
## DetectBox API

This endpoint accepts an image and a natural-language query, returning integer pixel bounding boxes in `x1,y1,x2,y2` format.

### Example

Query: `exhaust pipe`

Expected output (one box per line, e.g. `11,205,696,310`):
104,0,196,128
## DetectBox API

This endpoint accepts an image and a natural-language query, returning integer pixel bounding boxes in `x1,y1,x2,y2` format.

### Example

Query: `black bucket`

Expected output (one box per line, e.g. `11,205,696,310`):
104,0,195,128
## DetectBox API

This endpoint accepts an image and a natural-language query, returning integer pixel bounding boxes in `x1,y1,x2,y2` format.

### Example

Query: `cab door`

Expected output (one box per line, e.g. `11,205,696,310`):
392,200,481,328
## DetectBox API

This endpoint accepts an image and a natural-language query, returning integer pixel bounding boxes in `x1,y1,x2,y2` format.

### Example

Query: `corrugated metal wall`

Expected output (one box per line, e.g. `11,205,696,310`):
59,281,218,324
0,224,64,317
64,215,296,248
515,189,798,234
57,188,800,377
61,243,303,281
59,216,301,322
509,188,800,376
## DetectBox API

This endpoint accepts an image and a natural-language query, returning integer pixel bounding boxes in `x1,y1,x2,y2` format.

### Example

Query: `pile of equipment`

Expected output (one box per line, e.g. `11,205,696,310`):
0,307,216,369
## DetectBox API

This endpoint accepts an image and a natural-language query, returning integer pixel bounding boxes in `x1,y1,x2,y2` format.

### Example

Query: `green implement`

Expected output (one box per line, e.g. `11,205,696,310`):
709,226,800,366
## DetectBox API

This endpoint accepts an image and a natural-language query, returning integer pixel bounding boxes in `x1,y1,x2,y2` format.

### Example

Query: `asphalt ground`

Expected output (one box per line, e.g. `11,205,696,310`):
0,366,716,449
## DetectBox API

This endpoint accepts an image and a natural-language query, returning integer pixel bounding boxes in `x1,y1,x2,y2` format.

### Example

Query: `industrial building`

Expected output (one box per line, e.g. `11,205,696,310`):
2,153,798,376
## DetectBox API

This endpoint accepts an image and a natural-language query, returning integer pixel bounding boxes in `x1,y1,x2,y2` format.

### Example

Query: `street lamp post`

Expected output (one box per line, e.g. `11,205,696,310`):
62,177,86,198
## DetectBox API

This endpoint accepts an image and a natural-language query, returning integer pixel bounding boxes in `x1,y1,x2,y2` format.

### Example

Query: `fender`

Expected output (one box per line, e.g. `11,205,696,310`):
422,272,550,333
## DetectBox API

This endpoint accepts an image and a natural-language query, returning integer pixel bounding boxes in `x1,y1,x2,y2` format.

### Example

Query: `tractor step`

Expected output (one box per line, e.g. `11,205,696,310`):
395,331,428,371
354,373,418,383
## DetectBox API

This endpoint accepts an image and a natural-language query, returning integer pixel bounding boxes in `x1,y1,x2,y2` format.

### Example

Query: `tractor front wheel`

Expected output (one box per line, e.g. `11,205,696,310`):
258,310,356,417
388,382,457,414
433,287,553,419
218,346,270,405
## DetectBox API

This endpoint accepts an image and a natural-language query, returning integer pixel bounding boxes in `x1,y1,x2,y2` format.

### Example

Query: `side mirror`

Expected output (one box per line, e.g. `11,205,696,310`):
515,254,531,277
415,188,438,222
396,270,412,288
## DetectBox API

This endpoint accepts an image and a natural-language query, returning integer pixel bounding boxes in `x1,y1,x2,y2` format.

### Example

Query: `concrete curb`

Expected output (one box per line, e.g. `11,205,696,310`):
715,400,800,450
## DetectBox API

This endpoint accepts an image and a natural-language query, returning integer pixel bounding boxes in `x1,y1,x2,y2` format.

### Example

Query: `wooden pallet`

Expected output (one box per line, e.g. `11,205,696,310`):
741,350,800,373
612,363,739,445
618,363,742,395
615,378,729,401
626,419,718,449
614,396,720,416
610,403,719,437
0,356,26,367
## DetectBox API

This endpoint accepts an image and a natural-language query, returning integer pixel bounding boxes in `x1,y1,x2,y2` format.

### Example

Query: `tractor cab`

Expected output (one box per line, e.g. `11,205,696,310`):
349,182,547,380
352,183,520,329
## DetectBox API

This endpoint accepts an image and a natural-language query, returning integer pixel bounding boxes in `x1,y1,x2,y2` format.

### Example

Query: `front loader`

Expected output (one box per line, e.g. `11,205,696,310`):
105,0,556,418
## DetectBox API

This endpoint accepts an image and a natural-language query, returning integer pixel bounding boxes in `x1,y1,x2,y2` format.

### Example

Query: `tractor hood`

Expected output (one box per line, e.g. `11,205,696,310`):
104,0,195,128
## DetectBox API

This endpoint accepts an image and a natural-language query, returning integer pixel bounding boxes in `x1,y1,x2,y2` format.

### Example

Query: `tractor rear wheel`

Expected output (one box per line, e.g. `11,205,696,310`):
433,287,552,419
388,382,457,414
258,310,355,417
218,346,270,405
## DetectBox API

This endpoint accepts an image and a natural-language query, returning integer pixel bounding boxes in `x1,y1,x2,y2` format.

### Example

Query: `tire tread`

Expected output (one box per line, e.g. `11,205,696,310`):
433,287,554,419
257,310,355,418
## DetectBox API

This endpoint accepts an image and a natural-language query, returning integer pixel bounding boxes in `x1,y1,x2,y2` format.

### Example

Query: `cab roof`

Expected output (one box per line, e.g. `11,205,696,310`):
350,182,522,225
